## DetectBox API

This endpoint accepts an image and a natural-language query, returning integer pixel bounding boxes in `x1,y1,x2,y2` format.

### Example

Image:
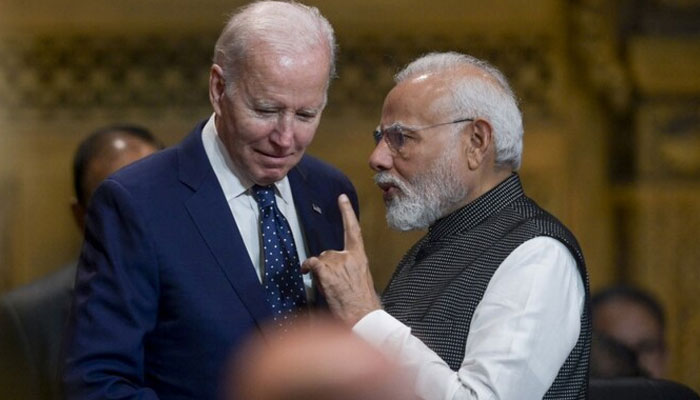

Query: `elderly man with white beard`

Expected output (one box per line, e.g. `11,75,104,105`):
303,52,591,400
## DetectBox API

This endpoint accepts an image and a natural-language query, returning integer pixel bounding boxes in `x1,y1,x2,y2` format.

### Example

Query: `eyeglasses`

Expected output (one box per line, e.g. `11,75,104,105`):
373,118,474,153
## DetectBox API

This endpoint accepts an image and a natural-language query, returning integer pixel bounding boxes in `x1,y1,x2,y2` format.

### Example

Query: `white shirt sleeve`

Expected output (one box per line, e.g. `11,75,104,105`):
353,236,585,400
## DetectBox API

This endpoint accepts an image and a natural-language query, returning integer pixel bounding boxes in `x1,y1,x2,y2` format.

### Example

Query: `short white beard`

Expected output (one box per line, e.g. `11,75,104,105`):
374,147,468,231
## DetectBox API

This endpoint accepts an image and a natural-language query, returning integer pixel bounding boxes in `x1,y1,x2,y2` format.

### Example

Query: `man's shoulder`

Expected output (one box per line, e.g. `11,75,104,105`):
297,154,352,184
289,155,358,216
511,196,571,231
508,195,584,264
113,142,180,183
106,122,206,194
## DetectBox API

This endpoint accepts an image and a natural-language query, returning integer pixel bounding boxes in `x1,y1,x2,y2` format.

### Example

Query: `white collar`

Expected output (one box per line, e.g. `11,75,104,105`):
201,114,293,204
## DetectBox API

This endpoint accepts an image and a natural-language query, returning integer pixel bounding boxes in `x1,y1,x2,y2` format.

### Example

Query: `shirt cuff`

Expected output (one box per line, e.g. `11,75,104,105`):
352,309,410,349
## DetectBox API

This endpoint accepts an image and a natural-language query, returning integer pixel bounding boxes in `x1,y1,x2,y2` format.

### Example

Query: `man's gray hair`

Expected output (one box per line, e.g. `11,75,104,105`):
213,1,336,93
396,52,524,170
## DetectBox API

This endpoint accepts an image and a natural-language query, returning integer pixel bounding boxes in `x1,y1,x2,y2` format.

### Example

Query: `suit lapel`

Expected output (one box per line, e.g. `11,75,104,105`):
288,162,340,308
288,164,338,258
177,124,272,332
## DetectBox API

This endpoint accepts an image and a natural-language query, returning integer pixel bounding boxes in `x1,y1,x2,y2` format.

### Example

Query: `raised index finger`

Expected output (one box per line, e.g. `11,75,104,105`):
338,194,363,251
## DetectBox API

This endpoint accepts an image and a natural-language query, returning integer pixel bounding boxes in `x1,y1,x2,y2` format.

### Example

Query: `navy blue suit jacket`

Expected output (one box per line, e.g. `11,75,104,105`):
62,121,358,400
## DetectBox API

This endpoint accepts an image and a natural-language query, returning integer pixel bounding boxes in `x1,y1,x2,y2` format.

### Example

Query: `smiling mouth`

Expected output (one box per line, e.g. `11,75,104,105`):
256,150,294,160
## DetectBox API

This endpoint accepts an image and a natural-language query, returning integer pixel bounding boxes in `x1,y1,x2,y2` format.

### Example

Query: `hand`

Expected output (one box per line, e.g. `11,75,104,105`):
302,194,382,325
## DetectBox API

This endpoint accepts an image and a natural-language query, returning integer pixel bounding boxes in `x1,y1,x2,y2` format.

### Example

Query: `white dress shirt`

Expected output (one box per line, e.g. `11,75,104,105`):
353,236,584,400
201,115,314,297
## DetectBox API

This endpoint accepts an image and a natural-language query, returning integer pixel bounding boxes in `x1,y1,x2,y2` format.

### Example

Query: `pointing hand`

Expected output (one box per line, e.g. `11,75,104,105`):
302,194,381,325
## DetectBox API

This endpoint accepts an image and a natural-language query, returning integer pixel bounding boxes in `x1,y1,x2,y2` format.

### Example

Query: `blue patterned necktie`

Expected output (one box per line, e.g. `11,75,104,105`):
251,185,307,326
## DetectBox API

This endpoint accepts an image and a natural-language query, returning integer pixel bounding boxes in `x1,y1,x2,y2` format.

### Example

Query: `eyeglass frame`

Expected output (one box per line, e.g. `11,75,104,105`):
372,118,474,154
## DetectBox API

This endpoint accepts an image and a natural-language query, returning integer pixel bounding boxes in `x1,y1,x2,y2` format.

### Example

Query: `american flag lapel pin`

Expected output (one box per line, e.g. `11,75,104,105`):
312,203,322,214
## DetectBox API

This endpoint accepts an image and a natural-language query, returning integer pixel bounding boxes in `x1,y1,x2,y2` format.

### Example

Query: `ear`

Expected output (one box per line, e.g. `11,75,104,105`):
465,119,493,171
70,198,86,233
209,64,226,116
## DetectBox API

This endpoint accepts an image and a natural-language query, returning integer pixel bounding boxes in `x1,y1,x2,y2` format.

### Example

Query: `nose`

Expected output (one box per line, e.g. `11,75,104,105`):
368,139,393,172
270,113,294,148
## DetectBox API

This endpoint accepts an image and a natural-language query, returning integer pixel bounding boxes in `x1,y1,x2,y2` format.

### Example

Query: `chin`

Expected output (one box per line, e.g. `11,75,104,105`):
253,169,292,185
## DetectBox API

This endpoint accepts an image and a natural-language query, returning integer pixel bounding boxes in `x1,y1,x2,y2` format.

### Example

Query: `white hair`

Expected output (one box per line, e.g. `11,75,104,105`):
395,52,524,170
213,1,336,93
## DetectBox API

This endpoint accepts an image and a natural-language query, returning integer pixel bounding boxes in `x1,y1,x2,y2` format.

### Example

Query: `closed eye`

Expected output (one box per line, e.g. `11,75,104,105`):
255,108,277,116
295,111,317,121
402,132,419,141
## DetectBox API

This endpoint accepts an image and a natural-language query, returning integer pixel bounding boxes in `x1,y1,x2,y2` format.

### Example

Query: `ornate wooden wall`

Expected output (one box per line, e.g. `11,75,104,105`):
0,0,697,390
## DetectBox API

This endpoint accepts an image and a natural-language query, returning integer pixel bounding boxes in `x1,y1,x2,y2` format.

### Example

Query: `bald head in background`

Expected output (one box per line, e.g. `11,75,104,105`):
70,125,161,230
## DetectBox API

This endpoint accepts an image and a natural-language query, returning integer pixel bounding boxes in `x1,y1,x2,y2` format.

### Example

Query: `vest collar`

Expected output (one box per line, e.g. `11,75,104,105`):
426,173,524,242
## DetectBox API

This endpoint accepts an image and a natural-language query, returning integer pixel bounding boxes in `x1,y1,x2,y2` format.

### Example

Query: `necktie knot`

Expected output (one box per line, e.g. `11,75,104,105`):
252,185,276,209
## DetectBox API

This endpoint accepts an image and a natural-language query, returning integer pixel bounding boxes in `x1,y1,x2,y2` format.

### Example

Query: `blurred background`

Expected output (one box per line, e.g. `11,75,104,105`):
0,0,698,391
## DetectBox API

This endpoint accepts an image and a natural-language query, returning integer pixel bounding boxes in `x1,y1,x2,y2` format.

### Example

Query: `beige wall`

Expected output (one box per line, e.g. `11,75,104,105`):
0,0,698,391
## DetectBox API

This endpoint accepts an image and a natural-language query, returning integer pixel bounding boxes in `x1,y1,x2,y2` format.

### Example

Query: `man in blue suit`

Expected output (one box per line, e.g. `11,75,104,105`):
62,2,357,399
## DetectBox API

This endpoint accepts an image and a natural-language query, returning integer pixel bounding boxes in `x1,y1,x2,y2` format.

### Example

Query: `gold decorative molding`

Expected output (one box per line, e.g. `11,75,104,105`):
0,34,216,119
331,33,556,119
629,37,700,95
636,101,700,180
0,32,556,120
570,0,633,113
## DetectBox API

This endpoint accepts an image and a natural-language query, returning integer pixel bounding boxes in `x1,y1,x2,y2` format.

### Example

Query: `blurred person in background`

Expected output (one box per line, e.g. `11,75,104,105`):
0,124,160,400
591,285,668,379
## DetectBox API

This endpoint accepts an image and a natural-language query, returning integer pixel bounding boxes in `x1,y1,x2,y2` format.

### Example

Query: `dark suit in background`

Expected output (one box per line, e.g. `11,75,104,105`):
0,264,75,400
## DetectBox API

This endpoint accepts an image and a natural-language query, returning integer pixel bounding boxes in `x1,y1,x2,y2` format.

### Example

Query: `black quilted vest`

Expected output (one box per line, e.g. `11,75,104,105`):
382,174,590,399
